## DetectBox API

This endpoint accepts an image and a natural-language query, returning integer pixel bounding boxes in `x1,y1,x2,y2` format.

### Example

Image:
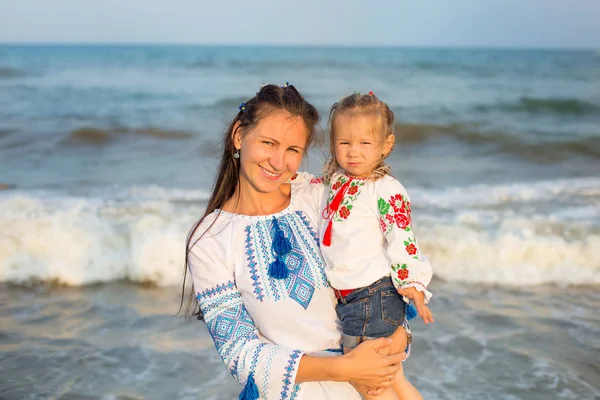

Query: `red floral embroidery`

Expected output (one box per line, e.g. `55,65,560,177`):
310,176,323,184
339,206,350,219
406,244,417,255
327,175,365,224
290,173,298,181
379,218,386,233
389,194,411,229
397,268,409,280
385,213,394,226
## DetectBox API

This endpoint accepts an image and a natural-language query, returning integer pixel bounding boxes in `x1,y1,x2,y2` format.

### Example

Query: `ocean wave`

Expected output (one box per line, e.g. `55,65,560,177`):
210,96,251,109
395,122,600,160
0,67,24,79
411,176,600,209
0,129,14,138
0,182,598,287
62,126,194,145
421,227,600,286
475,97,600,116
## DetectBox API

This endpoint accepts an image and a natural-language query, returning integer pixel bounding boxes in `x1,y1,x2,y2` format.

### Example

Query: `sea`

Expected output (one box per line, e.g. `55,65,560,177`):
0,45,599,399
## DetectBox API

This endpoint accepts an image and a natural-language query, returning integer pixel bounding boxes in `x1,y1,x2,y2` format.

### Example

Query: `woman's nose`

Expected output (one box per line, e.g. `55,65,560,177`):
269,150,286,171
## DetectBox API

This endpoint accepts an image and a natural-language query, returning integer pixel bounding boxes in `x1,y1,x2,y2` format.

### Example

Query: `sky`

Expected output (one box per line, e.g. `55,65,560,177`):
1,0,599,49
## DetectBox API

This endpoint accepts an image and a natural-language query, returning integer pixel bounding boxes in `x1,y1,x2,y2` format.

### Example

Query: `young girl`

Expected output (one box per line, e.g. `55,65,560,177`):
319,92,434,400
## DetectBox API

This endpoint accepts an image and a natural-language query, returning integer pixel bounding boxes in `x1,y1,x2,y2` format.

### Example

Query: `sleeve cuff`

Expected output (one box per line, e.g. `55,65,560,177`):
400,281,433,304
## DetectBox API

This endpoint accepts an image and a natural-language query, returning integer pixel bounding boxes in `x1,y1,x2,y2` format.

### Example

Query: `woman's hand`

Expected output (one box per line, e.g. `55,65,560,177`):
342,337,406,393
397,286,434,324
375,325,409,356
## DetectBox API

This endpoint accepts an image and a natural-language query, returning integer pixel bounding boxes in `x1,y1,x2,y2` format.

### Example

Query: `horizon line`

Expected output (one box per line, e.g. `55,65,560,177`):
0,41,597,51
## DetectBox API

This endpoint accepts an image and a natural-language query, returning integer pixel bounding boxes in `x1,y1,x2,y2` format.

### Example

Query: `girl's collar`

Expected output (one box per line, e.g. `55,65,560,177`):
335,168,387,182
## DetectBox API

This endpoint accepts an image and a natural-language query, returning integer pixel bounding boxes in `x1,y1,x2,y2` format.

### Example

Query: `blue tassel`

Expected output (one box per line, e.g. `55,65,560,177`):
406,304,418,321
271,217,292,255
239,373,259,400
269,258,289,280
272,232,291,255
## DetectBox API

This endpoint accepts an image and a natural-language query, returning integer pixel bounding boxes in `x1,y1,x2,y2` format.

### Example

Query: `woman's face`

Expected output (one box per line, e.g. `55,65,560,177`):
234,111,308,194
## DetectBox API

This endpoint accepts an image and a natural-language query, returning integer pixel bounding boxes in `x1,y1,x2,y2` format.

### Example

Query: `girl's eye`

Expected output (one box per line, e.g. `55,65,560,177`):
361,142,371,145
339,142,349,145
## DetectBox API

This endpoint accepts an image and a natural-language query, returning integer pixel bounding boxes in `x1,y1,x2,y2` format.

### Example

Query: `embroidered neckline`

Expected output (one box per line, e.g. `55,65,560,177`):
215,183,296,220
338,166,389,182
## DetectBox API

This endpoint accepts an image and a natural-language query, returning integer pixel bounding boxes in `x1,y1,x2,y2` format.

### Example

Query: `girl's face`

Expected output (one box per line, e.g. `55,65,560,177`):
332,113,394,178
233,111,308,194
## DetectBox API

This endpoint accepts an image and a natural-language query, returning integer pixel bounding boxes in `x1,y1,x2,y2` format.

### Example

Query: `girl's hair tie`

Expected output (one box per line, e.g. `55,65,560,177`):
239,102,246,112
369,91,374,96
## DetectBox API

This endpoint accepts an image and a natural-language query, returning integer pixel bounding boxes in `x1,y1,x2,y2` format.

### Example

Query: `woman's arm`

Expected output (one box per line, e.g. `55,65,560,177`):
296,337,405,389
189,229,306,400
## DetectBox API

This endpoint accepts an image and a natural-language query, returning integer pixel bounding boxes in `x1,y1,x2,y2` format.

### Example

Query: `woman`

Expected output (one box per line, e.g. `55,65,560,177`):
183,84,406,399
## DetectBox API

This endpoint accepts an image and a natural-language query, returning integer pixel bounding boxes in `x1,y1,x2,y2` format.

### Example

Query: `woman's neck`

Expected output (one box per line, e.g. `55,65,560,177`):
223,181,292,216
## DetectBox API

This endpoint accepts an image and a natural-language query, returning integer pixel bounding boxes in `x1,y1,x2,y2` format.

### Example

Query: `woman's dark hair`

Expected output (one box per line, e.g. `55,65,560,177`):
179,84,319,320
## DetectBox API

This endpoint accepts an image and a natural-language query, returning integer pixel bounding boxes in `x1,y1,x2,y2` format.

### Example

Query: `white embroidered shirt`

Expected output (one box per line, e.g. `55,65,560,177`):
319,171,433,302
188,174,361,400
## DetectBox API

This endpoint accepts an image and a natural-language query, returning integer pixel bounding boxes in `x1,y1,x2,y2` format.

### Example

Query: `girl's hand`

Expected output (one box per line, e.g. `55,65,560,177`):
343,337,406,391
397,287,434,324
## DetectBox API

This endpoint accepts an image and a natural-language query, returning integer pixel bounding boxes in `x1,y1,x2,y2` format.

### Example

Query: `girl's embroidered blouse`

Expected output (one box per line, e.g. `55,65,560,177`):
187,173,361,400
320,171,433,303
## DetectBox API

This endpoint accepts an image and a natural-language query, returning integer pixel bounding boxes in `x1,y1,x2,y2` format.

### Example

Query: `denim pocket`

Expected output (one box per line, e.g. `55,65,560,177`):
380,290,405,326
337,298,368,336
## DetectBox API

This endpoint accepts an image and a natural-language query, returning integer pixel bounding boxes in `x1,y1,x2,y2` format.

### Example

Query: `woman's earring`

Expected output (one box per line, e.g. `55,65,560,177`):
233,150,240,159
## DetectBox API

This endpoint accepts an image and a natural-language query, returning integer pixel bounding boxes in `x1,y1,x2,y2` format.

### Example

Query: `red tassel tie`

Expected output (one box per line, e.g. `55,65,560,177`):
321,179,352,246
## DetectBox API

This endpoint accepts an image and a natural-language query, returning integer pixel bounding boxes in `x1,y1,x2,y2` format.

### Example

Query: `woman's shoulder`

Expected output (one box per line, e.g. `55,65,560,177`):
289,171,327,216
187,210,235,251
290,171,326,186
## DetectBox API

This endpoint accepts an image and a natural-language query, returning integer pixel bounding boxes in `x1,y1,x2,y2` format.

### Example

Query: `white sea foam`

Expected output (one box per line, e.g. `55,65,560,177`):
0,189,206,287
0,179,598,287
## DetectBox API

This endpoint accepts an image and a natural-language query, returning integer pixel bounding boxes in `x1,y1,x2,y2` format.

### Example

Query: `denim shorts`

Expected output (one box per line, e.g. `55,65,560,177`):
336,276,408,349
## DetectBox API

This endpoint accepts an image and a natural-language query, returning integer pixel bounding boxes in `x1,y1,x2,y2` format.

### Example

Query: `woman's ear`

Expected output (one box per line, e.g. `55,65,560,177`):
382,133,395,157
232,121,242,150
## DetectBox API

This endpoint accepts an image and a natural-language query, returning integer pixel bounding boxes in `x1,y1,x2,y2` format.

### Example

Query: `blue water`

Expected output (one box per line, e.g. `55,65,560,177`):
1,45,599,399
1,45,599,190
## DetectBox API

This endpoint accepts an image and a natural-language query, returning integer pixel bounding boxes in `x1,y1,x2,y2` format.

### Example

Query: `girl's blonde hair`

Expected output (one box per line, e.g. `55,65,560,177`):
323,92,395,181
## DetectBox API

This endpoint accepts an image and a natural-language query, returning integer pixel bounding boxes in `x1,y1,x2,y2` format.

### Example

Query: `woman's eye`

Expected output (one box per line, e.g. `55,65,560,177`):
263,141,273,146
289,148,300,154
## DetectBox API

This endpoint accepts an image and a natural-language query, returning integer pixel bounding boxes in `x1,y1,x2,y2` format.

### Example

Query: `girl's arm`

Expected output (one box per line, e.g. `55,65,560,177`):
377,177,434,320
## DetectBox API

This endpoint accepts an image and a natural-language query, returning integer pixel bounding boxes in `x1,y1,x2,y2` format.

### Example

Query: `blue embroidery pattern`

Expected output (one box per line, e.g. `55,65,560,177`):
196,281,236,300
260,346,278,395
290,385,301,400
245,225,264,302
294,210,319,245
281,350,302,399
196,282,259,375
291,211,329,287
244,213,327,309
